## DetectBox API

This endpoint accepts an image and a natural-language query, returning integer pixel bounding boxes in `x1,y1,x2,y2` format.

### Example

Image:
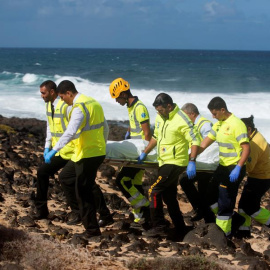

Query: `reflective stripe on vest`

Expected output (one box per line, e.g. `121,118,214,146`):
70,94,106,162
46,100,74,160
72,101,104,139
196,118,211,139
177,110,197,142
130,102,148,139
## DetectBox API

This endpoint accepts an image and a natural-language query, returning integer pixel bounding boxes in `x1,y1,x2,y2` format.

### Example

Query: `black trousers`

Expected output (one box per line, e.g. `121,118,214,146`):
179,171,213,211
148,164,186,230
35,155,70,211
207,164,246,217
238,177,270,216
59,155,109,232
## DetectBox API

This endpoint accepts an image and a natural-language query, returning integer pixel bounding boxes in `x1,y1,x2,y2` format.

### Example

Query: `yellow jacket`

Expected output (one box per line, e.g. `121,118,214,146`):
153,104,200,167
247,130,270,179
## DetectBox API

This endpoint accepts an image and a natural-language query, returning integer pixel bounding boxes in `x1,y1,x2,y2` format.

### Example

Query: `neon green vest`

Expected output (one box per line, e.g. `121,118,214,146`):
153,105,200,167
69,94,106,162
128,100,150,140
46,100,74,160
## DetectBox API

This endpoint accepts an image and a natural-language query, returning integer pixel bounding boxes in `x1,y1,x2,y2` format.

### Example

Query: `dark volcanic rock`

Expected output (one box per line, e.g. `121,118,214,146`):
18,216,36,227
99,164,116,179
183,223,229,251
103,193,129,210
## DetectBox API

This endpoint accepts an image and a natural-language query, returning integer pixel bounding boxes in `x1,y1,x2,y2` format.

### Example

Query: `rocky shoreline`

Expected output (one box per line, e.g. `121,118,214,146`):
0,115,269,270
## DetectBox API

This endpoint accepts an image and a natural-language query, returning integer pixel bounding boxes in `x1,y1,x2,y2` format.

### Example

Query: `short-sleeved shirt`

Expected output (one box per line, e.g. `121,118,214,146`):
127,97,150,139
208,113,249,166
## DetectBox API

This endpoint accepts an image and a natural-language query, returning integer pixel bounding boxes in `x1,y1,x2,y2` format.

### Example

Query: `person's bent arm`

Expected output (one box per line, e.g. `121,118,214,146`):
141,121,152,141
238,142,250,167
45,120,52,149
53,107,84,152
144,137,157,154
190,145,199,160
137,137,157,164
198,136,215,155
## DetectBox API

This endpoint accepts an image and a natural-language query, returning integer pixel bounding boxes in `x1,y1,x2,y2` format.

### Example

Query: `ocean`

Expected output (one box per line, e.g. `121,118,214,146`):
1,48,270,141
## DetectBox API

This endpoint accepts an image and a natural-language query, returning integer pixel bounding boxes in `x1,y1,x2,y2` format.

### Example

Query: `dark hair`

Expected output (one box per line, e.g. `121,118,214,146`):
208,97,228,111
181,103,199,115
40,80,57,92
57,80,78,94
153,93,173,108
241,115,255,131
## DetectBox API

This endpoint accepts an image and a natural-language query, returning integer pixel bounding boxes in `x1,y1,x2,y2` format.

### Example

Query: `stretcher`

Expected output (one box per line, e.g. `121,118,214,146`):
105,139,219,171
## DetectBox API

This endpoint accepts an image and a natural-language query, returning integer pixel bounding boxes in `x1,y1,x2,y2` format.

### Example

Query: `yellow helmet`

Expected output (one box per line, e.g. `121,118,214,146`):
109,78,130,98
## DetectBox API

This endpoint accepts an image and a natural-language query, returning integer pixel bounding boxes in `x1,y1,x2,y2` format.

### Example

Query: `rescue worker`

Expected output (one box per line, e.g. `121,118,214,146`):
180,103,215,223
34,80,80,224
45,80,112,239
138,93,200,239
236,115,270,238
109,78,151,227
199,97,250,238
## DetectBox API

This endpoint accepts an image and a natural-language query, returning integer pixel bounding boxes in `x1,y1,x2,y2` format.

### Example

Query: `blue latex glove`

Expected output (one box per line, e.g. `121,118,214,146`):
229,165,241,182
45,149,57,164
125,131,131,140
137,152,147,164
43,148,50,159
187,161,196,179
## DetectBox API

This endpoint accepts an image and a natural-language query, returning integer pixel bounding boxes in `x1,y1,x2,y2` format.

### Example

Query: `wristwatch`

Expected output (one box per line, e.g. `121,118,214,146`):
189,157,196,162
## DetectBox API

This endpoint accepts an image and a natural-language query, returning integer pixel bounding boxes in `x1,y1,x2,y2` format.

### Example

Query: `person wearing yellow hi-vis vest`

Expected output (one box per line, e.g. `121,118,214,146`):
34,80,78,221
179,103,216,223
137,93,200,239
199,97,250,238
45,80,113,240
109,78,151,228
235,115,270,239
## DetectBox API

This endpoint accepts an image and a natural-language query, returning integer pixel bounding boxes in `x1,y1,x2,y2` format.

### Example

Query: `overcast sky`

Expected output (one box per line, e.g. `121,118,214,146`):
1,0,270,50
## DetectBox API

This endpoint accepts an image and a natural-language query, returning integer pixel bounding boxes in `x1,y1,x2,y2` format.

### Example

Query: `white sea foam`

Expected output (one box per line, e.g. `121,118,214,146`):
22,73,38,83
1,73,270,141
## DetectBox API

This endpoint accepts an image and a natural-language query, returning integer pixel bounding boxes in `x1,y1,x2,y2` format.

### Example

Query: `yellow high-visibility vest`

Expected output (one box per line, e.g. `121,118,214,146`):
69,94,106,162
153,105,200,167
128,99,150,140
46,100,74,160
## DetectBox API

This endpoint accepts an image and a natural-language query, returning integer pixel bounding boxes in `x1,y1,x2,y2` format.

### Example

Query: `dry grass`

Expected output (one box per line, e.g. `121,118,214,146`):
127,256,229,270
0,225,124,270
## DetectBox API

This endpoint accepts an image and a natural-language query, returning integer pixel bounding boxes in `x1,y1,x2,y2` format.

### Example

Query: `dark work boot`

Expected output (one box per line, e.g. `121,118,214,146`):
32,207,49,220
98,216,114,227
190,209,204,222
66,211,82,225
231,211,246,236
74,229,101,241
234,230,252,239
142,225,167,237
167,225,194,242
